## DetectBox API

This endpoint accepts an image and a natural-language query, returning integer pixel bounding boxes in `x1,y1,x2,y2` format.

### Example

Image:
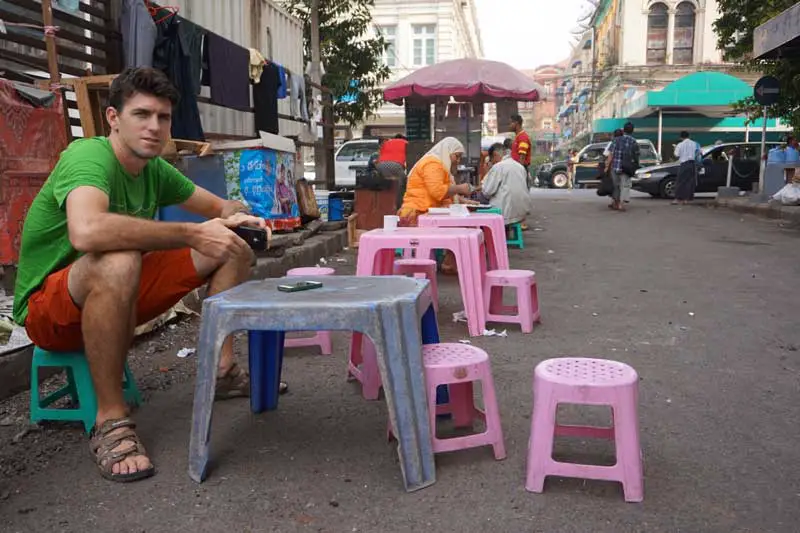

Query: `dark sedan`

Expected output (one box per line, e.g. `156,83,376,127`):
538,140,660,189
632,142,782,198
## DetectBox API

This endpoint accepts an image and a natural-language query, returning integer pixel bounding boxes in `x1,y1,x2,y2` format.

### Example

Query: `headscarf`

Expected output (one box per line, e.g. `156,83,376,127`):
408,137,465,179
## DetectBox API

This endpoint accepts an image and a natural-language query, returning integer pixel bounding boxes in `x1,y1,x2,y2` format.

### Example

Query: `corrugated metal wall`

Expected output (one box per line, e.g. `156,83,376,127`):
171,0,305,138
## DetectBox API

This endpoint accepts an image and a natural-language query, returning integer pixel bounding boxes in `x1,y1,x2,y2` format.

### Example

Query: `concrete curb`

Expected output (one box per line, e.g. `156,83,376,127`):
0,228,348,401
714,198,800,224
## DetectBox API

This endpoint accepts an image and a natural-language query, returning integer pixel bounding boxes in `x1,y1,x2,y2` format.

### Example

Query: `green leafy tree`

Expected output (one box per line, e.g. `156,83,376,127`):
714,0,800,130
281,0,391,126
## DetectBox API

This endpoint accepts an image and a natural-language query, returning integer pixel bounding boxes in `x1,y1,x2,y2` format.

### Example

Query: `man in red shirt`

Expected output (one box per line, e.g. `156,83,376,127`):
509,114,532,170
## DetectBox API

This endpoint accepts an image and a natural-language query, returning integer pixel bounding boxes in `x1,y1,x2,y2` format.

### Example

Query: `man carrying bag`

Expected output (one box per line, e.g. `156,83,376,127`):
605,122,640,212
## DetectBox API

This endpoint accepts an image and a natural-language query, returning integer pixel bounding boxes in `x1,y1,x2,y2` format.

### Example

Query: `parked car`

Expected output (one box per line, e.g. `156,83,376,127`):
334,138,379,189
632,142,782,199
538,139,661,189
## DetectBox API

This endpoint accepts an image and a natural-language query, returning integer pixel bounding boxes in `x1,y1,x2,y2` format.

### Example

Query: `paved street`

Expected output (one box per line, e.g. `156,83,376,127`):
2,191,800,532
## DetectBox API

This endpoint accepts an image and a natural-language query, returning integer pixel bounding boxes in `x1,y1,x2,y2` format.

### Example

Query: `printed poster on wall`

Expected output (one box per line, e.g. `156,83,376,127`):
222,148,300,223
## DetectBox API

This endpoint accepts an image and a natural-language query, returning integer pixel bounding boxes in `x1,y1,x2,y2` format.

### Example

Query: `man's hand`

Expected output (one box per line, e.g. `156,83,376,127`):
224,212,272,249
225,211,267,229
189,218,252,261
220,200,251,219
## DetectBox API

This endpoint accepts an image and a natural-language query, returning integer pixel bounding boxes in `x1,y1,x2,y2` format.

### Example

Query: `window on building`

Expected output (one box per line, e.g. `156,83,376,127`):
542,119,553,130
647,3,668,65
412,24,436,66
673,2,696,64
381,26,397,67
544,82,552,96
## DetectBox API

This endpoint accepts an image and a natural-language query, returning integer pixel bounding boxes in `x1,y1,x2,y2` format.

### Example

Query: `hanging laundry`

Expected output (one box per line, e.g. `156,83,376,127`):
121,0,157,68
152,16,205,141
289,72,308,121
253,62,280,135
249,48,266,83
179,19,205,95
276,64,287,99
204,33,251,112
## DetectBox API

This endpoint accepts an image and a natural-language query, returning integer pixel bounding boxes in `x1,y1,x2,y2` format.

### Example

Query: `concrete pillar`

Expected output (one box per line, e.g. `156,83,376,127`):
666,9,676,65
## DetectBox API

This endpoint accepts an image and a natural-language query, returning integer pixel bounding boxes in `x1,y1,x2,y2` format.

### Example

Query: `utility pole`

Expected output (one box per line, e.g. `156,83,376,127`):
309,0,331,190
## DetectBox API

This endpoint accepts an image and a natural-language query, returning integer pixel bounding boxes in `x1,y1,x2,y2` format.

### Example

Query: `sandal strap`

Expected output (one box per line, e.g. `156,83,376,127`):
89,417,148,470
92,417,137,437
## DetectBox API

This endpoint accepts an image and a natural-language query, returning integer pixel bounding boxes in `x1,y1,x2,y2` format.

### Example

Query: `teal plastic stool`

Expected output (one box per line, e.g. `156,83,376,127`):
507,223,524,249
29,347,142,434
477,207,502,215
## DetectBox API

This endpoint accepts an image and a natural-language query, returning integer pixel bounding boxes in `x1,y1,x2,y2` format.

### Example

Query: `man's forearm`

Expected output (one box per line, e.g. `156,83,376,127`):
70,212,194,253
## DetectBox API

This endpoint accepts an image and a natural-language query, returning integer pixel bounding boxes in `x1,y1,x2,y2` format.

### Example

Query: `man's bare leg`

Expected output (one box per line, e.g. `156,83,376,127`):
192,246,253,374
68,250,150,476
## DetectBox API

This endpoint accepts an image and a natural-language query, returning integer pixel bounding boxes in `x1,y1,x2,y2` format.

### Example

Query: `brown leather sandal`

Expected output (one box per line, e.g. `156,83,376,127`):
89,417,155,483
215,362,288,400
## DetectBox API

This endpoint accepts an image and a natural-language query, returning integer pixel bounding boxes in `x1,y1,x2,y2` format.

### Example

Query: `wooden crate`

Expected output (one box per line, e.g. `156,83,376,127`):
347,213,366,248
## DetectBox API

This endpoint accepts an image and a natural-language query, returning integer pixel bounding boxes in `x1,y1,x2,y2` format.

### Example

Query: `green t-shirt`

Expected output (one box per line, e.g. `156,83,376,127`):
12,137,196,325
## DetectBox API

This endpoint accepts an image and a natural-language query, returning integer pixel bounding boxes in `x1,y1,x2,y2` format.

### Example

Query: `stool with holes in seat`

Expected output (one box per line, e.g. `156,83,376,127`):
283,267,335,354
390,343,506,459
484,269,540,333
526,357,643,502
393,258,439,314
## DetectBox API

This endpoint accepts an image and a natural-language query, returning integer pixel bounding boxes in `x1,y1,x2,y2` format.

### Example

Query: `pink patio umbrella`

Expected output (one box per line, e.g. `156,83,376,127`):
383,59,543,104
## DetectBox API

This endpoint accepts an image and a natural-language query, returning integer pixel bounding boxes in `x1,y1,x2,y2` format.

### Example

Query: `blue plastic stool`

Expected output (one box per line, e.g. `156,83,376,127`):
29,347,142,434
477,207,502,215
507,223,524,249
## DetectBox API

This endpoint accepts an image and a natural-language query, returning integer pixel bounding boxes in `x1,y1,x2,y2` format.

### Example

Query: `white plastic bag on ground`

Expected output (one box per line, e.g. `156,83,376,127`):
772,183,800,205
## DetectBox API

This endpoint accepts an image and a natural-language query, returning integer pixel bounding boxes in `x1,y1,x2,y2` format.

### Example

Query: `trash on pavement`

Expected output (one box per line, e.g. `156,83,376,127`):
177,347,196,358
482,328,507,337
452,311,468,323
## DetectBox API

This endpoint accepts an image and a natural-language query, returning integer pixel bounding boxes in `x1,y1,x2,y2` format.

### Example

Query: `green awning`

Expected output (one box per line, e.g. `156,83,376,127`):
622,72,753,118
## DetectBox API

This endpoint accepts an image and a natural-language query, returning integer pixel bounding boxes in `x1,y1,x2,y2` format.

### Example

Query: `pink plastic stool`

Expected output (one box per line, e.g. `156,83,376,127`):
390,343,506,459
283,267,335,355
484,269,541,333
393,258,439,314
525,357,643,502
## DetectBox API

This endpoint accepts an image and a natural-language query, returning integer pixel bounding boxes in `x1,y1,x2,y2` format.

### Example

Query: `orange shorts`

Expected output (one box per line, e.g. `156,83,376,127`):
25,248,207,352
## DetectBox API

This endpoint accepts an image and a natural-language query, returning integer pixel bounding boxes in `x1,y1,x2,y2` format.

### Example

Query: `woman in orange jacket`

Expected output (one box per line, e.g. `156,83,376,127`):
397,137,472,226
398,137,473,274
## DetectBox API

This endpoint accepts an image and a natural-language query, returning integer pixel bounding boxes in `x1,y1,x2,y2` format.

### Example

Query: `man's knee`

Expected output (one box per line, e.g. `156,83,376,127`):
70,251,142,302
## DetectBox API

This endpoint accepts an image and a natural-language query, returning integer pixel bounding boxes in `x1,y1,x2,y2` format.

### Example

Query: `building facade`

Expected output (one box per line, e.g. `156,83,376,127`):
557,0,789,158
518,64,567,156
356,0,483,139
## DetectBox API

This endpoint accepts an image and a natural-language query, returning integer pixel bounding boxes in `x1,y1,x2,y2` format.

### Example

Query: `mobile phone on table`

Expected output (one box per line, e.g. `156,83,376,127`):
233,225,267,251
277,281,323,292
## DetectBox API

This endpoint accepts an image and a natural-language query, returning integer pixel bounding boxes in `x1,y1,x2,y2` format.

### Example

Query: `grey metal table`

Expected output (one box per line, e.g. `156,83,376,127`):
188,275,438,492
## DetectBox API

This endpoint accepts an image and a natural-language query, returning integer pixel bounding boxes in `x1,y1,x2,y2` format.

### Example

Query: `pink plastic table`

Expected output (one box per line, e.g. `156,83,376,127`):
417,213,510,271
356,228,487,336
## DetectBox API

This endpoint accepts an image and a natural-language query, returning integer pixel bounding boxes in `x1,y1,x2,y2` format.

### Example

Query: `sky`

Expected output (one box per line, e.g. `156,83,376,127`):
474,0,592,70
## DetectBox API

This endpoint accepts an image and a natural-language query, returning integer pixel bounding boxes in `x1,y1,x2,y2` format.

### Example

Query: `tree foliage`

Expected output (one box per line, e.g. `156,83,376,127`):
714,0,800,131
281,0,390,126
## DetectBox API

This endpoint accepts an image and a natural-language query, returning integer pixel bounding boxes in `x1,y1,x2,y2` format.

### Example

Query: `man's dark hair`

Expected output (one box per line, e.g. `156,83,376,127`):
109,67,180,111
510,114,523,126
680,130,690,139
613,128,623,137
488,142,505,159
394,133,407,139
503,137,513,150
623,121,634,135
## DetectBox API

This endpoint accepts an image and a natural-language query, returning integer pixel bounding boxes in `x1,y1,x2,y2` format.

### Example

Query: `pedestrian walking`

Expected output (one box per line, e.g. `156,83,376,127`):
605,122,639,211
567,149,578,190
673,130,699,204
